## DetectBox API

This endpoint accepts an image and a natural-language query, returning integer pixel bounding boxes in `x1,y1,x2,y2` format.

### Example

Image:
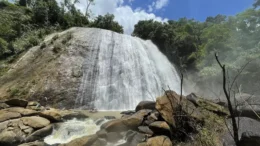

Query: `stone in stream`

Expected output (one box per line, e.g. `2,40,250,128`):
135,101,156,112
106,132,123,143
59,134,98,146
101,119,129,132
21,116,50,129
25,125,53,142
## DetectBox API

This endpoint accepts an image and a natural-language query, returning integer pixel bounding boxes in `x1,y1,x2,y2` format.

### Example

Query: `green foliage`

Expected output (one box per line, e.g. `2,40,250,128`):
40,42,46,49
0,38,9,57
133,3,260,94
8,88,20,97
53,42,62,53
62,32,73,44
52,34,59,41
90,14,124,33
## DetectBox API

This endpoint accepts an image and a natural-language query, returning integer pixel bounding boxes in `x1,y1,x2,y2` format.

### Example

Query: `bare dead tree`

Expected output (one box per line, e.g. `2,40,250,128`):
215,53,240,145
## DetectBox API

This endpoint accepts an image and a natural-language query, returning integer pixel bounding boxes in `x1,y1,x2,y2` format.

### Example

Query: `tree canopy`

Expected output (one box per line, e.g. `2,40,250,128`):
0,0,124,59
90,14,124,34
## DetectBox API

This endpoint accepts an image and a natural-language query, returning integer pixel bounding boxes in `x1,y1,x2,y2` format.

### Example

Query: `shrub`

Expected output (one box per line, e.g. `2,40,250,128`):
62,32,73,44
28,37,39,46
9,88,20,97
0,38,8,57
53,42,62,53
40,42,46,49
52,34,59,41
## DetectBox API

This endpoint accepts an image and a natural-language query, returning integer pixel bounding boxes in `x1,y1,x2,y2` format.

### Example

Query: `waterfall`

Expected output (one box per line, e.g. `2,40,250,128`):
75,28,181,110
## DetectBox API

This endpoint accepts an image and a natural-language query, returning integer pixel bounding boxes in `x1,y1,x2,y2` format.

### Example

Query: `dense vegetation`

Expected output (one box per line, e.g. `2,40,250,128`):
133,1,260,95
0,0,123,61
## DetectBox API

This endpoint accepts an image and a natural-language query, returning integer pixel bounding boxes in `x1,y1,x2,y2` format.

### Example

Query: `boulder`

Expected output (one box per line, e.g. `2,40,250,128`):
39,109,62,122
59,134,98,146
101,119,128,132
146,136,172,146
222,117,260,146
4,107,38,116
61,112,89,120
0,119,26,146
135,101,156,112
106,132,123,143
5,99,28,107
0,110,21,122
120,110,136,115
27,101,39,106
149,121,171,136
96,129,107,138
138,126,153,135
21,116,50,129
144,111,159,125
18,141,46,146
18,120,34,135
92,138,107,146
104,116,116,120
0,130,24,146
95,118,106,125
122,109,151,129
193,96,229,116
26,102,43,111
239,131,260,146
186,93,198,106
123,130,146,146
137,142,147,146
156,91,204,127
0,102,9,109
25,125,53,142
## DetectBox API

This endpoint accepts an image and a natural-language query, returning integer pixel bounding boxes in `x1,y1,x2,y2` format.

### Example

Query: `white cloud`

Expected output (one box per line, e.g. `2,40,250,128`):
148,0,169,12
154,0,169,10
148,5,153,12
72,0,168,34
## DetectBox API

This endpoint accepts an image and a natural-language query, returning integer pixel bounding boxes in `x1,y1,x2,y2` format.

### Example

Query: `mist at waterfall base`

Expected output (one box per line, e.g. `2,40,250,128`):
75,28,182,110
44,118,125,145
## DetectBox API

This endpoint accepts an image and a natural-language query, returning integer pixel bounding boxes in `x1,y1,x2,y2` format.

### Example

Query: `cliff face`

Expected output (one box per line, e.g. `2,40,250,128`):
0,28,86,108
0,27,181,110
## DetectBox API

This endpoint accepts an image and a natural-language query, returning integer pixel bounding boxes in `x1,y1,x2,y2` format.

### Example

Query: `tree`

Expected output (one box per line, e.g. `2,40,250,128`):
206,14,227,24
18,0,27,6
85,0,94,16
253,0,260,8
90,13,123,33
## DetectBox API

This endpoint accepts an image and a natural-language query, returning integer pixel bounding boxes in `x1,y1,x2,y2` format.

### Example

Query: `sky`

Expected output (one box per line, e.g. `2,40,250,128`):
65,0,255,34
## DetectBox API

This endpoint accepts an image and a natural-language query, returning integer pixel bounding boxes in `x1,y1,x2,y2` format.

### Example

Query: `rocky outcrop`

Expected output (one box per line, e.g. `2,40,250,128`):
155,91,204,128
5,99,28,107
3,107,38,116
0,99,63,146
122,109,151,129
0,91,244,146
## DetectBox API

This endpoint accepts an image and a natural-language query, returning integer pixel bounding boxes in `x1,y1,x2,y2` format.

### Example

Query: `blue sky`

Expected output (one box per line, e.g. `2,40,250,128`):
73,0,256,34
129,0,255,21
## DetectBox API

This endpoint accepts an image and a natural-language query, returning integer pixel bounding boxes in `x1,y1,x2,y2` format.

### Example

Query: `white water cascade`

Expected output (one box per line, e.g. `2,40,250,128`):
75,28,181,110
